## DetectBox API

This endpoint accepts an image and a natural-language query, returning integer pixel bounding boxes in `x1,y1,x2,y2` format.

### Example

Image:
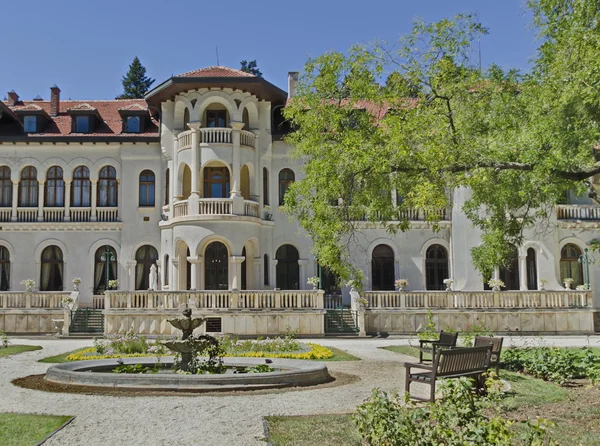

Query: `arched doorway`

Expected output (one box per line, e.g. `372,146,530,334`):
499,245,519,290
0,246,9,291
135,245,158,290
526,248,538,290
94,246,117,294
205,242,228,290
425,244,449,290
40,246,63,291
276,245,300,290
372,244,394,291
560,243,584,287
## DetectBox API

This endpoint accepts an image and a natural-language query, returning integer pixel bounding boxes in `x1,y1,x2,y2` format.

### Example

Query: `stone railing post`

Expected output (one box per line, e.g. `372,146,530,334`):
316,290,324,309
230,256,245,290
493,292,500,308
231,290,239,309
104,292,111,309
126,292,132,309
62,305,71,336
274,289,281,308
25,293,32,308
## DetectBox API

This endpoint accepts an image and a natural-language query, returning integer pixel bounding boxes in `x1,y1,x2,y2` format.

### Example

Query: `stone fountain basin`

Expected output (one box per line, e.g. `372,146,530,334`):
45,357,331,392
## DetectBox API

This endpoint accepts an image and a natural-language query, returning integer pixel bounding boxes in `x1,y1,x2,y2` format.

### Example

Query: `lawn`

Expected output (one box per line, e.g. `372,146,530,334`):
379,345,420,358
0,345,42,357
0,413,72,446
38,348,89,363
265,414,361,446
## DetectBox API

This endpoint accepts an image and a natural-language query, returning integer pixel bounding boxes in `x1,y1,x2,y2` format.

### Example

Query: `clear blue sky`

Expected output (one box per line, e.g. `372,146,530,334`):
1,0,536,100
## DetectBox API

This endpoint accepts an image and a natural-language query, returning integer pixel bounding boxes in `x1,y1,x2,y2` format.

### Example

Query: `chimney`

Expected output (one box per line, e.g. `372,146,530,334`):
50,85,61,116
287,72,299,99
7,91,19,106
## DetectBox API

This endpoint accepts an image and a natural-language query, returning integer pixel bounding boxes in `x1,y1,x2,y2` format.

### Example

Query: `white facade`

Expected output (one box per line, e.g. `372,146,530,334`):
1,67,599,309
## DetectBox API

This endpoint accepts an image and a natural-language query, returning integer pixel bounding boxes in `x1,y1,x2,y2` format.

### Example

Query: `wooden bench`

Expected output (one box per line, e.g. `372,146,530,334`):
405,345,492,402
418,330,458,363
473,336,504,376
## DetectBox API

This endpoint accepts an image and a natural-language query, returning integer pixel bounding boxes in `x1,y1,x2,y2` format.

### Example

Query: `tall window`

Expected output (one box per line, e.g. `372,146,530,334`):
263,167,269,206
205,242,228,290
40,245,63,291
241,247,247,290
264,254,269,286
278,169,295,206
18,166,38,207
372,244,394,291
276,244,299,290
0,246,9,291
527,248,538,290
135,245,158,290
139,170,155,207
75,115,89,133
499,245,520,290
203,167,230,198
425,245,449,290
24,116,37,133
98,166,118,207
71,166,91,207
164,255,169,287
560,244,584,286
126,116,141,133
94,246,117,294
164,169,170,206
45,166,65,207
206,110,227,128
0,166,12,208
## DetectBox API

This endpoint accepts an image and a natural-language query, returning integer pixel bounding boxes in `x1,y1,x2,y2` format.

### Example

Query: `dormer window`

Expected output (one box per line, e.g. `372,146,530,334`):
126,116,141,133
23,116,37,133
75,115,89,133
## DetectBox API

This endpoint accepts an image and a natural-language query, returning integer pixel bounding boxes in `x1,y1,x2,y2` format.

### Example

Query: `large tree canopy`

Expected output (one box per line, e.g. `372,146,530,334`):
283,0,600,284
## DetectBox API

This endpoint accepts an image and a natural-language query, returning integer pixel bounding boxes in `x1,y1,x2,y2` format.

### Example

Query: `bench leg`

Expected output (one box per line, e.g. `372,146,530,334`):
430,381,436,402
405,368,411,396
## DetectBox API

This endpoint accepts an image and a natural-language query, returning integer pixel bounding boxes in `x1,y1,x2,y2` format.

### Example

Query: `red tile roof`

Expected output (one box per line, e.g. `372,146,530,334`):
1,99,158,139
176,66,255,78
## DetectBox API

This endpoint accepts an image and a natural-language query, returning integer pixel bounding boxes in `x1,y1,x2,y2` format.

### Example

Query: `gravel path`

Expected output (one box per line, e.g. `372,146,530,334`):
2,335,600,446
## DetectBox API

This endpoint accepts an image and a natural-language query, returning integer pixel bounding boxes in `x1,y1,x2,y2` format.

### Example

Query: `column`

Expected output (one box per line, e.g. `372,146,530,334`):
187,256,202,290
188,122,201,215
230,256,245,290
171,258,179,291
172,136,180,209
11,180,18,221
90,180,98,221
64,180,71,221
230,122,244,197
126,260,137,291
271,259,278,289
252,130,261,209
519,255,528,290
298,259,309,290
253,257,261,290
37,180,45,221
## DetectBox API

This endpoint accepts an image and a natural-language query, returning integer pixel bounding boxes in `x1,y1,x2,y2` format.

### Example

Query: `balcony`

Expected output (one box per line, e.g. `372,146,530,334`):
557,204,600,220
171,198,260,221
177,127,256,150
1,207,119,223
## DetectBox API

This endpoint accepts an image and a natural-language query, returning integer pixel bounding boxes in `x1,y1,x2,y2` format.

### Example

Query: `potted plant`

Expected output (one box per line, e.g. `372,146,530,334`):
72,277,81,291
563,278,574,289
487,279,505,292
443,278,454,292
108,280,119,290
20,279,35,293
395,279,409,291
307,276,320,290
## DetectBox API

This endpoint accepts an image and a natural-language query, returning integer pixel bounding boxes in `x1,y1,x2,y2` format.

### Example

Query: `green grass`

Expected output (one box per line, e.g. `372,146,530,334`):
265,414,360,446
380,345,421,358
320,347,360,362
0,345,42,357
38,348,90,363
500,370,569,409
0,413,72,446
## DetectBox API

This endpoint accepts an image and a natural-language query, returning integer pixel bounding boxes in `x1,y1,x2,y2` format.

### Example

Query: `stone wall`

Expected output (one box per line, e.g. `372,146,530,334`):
0,309,63,334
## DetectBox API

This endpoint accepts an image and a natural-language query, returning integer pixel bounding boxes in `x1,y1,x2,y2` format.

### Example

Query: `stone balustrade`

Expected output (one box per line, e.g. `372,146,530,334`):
0,291,76,309
170,198,261,219
43,207,65,222
6,206,118,223
177,129,193,150
364,290,592,309
0,207,11,222
96,207,119,222
70,207,92,222
17,207,37,222
173,200,188,218
178,128,256,149
557,204,600,220
104,289,325,310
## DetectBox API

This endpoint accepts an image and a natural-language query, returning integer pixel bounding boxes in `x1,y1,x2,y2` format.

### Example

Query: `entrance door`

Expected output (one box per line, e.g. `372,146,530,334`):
205,242,228,290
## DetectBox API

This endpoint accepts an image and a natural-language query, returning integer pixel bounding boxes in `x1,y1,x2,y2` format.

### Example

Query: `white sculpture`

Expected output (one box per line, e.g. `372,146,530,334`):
149,264,157,291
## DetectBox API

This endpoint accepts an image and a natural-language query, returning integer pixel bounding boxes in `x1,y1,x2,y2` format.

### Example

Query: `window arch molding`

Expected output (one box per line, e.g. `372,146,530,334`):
558,239,586,287
88,239,120,293
34,239,68,292
420,239,451,289
139,169,156,207
0,166,12,208
278,168,295,206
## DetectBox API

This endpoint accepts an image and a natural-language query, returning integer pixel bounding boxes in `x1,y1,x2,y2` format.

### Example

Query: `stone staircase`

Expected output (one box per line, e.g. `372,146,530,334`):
324,309,359,334
69,308,104,334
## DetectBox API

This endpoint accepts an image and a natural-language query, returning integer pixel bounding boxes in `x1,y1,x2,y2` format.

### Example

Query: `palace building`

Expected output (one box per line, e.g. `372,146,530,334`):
0,66,597,335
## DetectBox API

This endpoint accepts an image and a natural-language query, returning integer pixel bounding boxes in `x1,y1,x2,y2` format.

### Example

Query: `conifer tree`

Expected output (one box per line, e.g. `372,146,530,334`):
240,60,262,77
119,57,155,99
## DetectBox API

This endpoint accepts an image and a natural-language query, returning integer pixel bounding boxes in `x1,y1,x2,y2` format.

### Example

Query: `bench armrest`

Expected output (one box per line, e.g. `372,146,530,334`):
418,339,435,347
404,361,434,372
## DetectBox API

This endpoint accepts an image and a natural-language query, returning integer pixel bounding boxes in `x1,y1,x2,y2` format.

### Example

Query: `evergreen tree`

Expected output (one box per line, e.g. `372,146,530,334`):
240,60,262,77
119,57,155,99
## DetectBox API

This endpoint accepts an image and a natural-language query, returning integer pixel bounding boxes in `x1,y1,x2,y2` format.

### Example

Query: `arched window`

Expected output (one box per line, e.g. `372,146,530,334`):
203,167,230,198
205,242,228,290
372,244,395,291
499,245,519,290
18,166,38,207
98,166,118,207
139,170,155,207
0,166,12,208
93,246,117,294
72,166,91,207
0,246,9,291
425,244,449,290
264,254,269,286
45,166,65,207
135,245,158,290
164,169,170,206
40,245,63,291
263,167,269,206
164,254,169,287
278,169,295,206
527,248,538,290
276,244,299,290
241,246,247,290
560,243,583,286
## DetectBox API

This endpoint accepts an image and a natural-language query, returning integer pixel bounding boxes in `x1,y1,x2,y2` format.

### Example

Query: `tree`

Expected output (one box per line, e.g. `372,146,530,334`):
118,57,155,99
240,60,262,77
283,1,600,282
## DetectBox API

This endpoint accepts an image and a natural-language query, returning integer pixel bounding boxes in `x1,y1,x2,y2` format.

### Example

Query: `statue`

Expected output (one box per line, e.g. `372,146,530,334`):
148,264,157,291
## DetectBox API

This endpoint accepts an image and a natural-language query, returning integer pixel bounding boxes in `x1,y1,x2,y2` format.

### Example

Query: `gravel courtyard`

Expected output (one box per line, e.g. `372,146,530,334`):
2,335,599,446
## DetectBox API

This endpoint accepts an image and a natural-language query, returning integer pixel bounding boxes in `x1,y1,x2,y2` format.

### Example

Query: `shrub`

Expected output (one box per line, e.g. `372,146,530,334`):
1,332,9,348
502,347,587,385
